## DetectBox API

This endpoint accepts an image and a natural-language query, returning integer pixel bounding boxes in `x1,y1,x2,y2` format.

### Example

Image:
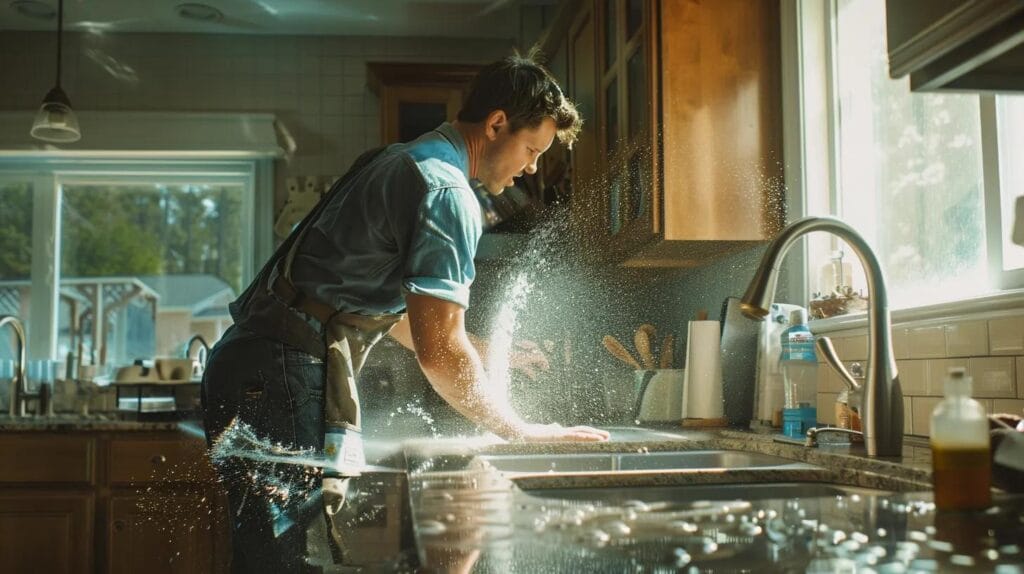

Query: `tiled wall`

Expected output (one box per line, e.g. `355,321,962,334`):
815,314,1024,436
0,31,513,211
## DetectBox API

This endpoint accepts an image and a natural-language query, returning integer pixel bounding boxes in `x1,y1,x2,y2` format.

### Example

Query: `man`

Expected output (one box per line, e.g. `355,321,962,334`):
201,52,609,573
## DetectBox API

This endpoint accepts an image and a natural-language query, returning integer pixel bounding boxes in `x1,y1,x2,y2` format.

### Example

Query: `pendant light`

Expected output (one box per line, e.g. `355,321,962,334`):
30,0,81,143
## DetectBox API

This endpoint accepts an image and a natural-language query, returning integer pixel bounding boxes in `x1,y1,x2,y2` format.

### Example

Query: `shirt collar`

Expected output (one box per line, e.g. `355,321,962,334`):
434,122,470,180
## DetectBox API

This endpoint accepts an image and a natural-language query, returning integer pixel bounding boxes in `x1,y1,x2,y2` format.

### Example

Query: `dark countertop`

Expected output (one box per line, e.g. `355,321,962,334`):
402,426,1023,573
0,414,196,432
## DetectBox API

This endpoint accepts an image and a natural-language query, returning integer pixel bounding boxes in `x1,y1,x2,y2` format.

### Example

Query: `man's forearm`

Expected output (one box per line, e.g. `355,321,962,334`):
417,337,527,440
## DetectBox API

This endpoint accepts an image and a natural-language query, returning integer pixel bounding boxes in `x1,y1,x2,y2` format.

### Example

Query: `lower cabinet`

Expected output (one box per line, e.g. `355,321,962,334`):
0,491,94,574
0,431,230,574
107,490,224,574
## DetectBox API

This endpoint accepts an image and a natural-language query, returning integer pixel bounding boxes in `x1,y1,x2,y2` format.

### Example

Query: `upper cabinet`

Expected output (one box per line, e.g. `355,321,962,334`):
886,0,1024,92
546,0,784,267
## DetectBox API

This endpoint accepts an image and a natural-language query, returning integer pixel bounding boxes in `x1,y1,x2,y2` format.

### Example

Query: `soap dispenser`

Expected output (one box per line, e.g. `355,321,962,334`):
930,367,991,511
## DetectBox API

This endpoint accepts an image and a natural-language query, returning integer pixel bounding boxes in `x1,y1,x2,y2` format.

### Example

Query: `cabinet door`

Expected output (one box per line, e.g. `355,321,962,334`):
0,491,94,574
106,489,225,574
568,5,603,248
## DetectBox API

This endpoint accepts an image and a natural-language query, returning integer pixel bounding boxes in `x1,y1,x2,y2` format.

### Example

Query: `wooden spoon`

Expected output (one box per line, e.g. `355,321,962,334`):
635,328,656,369
602,335,642,370
659,333,675,369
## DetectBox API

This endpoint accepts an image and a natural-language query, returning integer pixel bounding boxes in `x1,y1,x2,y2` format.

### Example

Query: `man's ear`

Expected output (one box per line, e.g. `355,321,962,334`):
484,110,508,141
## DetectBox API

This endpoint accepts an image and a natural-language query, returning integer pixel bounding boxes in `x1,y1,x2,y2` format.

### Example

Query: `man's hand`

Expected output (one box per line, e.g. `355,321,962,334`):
519,423,610,443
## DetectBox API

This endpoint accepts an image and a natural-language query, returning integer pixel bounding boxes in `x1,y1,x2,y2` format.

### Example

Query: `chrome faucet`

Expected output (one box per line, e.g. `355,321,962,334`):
184,334,210,374
740,216,904,457
1,315,28,417
805,426,863,447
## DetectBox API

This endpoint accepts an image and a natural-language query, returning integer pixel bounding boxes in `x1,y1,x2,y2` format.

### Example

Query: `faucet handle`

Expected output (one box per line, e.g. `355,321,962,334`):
815,336,862,393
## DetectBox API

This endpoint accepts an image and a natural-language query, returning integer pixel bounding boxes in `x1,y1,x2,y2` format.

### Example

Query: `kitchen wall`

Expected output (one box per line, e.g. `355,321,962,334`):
0,30,513,214
816,312,1024,437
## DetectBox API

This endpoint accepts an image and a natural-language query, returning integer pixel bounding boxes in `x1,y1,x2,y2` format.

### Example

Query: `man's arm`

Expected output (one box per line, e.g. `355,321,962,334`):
391,313,550,379
401,292,608,442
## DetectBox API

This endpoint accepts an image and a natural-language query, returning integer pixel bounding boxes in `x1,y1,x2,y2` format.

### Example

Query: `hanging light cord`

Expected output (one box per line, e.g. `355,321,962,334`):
55,0,63,89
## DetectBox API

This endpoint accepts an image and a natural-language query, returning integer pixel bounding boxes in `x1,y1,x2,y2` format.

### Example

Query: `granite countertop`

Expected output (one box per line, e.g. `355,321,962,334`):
0,413,193,432
401,426,1023,573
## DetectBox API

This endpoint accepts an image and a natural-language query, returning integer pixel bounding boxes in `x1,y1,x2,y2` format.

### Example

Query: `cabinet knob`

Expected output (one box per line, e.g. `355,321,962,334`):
113,520,127,532
151,454,167,465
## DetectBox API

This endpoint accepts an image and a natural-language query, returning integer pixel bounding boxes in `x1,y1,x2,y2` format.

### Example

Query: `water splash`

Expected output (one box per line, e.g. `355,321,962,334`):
210,417,400,473
484,272,534,406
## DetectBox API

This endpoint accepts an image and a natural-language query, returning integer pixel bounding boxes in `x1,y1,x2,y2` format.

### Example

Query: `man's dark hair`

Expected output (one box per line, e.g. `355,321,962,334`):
458,49,582,148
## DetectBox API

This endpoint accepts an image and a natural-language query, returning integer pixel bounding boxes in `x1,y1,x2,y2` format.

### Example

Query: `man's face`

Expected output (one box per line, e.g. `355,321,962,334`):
478,113,557,195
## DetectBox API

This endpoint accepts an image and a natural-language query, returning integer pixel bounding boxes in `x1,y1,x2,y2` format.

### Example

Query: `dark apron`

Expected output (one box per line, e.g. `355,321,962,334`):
228,146,401,556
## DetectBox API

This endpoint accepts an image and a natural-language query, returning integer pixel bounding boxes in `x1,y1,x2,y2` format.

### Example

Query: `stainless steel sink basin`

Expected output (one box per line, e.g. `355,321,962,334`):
522,481,892,503
477,450,814,474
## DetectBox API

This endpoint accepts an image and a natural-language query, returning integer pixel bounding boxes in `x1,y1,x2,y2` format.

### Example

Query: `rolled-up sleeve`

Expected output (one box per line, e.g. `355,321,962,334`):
402,186,481,308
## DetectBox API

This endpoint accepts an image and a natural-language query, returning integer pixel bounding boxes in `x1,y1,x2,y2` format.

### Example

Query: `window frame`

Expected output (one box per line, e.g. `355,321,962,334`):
0,157,271,361
783,0,1021,319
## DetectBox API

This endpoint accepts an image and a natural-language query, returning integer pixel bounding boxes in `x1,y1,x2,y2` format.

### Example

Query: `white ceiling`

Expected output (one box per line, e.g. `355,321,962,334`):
0,0,553,38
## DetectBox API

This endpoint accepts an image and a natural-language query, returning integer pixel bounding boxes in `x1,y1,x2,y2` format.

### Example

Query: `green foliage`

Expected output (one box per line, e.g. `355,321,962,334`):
0,183,33,279
0,182,244,292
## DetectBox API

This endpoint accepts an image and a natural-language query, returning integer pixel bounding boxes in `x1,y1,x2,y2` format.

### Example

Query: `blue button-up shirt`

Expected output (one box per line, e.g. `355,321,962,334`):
289,123,482,315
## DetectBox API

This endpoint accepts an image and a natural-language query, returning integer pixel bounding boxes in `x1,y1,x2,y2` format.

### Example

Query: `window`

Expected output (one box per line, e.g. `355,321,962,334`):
0,160,262,366
794,0,1024,312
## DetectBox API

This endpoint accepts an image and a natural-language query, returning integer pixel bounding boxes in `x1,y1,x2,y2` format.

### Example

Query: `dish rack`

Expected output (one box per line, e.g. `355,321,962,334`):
114,381,198,419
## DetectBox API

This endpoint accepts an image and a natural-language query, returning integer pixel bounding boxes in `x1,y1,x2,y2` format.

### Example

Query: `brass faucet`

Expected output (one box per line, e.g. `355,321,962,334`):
1,315,28,417
739,216,904,457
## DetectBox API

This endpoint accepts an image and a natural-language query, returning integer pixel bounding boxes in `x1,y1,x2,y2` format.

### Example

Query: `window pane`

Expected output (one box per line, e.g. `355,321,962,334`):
0,182,33,362
833,0,985,308
604,0,617,71
626,0,643,40
605,78,619,155
998,96,1024,271
60,183,243,365
627,46,647,141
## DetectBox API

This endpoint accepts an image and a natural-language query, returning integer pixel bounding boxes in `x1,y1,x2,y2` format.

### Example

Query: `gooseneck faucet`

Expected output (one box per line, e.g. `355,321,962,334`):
739,216,904,457
185,334,210,373
1,315,27,417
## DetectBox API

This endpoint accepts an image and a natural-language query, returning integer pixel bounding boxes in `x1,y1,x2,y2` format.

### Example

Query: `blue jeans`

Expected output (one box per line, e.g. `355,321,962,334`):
201,325,328,573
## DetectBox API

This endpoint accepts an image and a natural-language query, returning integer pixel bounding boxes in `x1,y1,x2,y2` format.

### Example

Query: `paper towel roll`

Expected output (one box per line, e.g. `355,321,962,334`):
683,320,724,418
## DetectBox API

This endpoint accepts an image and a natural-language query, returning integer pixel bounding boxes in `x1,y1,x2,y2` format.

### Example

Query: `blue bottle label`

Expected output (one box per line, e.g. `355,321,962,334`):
780,329,816,363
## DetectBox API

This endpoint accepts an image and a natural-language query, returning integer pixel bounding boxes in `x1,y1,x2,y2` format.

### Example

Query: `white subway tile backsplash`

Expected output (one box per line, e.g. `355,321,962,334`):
989,317,1024,355
892,327,910,360
944,320,989,357
1018,357,1024,399
911,397,941,437
897,360,927,395
817,393,838,426
908,326,946,359
992,398,1024,416
967,357,1016,398
925,358,969,395
903,396,913,435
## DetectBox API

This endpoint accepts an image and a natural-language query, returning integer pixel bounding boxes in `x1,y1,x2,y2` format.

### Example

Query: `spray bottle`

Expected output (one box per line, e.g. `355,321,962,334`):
930,367,991,510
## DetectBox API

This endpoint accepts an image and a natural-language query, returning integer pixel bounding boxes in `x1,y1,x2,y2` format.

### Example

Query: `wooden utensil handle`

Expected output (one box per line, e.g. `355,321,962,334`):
602,335,642,369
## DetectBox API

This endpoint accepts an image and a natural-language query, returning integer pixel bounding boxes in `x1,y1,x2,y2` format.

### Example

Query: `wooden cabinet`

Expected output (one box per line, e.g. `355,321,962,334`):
107,490,221,574
548,0,784,267
0,431,229,574
0,491,94,574
366,63,481,144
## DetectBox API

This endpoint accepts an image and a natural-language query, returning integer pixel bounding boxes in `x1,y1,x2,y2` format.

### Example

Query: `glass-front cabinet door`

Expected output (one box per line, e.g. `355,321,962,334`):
600,0,655,247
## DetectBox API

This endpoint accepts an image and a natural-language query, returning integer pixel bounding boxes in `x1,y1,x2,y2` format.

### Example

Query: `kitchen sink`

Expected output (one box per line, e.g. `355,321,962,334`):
476,450,815,474
521,481,891,504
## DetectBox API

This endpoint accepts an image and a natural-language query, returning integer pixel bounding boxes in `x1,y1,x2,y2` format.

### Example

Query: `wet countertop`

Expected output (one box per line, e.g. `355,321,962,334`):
0,413,191,432
401,426,1024,573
